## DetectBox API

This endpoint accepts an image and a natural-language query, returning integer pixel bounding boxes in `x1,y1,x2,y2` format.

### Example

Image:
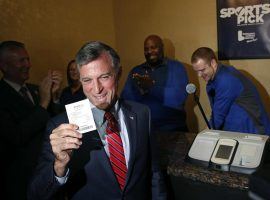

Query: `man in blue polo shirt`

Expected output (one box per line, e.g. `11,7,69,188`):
121,35,189,132
191,47,270,135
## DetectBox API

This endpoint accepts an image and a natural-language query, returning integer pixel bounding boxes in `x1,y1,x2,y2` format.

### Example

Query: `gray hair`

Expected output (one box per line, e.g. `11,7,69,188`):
75,41,120,73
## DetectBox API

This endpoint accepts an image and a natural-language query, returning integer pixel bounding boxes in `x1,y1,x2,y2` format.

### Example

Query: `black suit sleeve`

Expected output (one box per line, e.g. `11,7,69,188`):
28,118,63,200
0,105,50,146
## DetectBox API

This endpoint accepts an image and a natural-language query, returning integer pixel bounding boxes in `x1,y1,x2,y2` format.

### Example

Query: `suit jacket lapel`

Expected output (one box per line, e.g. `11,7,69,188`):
120,100,137,185
1,79,20,98
98,142,120,186
26,84,40,105
68,130,103,173
0,79,33,107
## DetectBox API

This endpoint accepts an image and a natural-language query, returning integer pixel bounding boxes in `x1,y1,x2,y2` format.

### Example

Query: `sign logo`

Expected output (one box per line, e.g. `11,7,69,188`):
238,30,257,42
220,4,270,26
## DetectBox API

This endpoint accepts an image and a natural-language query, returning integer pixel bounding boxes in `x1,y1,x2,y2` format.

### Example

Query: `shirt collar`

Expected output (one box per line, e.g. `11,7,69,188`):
207,63,222,85
143,57,167,70
89,99,120,127
3,78,25,92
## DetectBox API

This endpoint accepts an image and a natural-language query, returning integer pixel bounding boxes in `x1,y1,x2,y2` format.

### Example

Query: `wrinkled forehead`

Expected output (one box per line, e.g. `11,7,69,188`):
81,54,115,72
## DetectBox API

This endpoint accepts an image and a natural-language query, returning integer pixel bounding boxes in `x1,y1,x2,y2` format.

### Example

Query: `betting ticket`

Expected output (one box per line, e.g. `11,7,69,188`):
65,99,96,133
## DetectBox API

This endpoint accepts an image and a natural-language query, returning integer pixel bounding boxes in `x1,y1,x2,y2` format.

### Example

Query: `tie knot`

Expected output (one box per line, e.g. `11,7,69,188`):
104,111,115,121
104,112,119,133
20,86,28,93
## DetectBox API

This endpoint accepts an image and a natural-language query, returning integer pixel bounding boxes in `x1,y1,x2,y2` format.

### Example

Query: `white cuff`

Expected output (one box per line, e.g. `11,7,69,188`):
55,168,69,185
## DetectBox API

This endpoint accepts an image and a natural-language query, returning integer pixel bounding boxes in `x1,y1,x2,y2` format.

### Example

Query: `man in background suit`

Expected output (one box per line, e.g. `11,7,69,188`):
29,41,166,199
0,41,63,200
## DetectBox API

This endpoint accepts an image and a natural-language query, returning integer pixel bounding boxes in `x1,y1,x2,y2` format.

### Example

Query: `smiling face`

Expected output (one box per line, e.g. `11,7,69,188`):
0,47,31,85
144,36,164,66
192,58,217,82
79,53,120,110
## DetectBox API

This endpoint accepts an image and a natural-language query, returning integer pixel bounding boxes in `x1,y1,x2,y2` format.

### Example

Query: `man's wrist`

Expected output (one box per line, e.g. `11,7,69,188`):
54,160,67,177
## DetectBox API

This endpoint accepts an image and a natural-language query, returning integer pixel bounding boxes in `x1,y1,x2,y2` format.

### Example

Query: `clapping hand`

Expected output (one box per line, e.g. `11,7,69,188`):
132,73,155,91
50,70,63,102
38,70,63,108
39,74,53,109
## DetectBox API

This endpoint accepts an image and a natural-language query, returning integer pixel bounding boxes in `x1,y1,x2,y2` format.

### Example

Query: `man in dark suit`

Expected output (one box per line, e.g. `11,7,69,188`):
0,41,63,200
29,41,166,200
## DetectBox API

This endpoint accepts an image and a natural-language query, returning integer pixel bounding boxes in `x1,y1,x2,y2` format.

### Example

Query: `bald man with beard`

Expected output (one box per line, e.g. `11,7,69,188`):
121,35,189,132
